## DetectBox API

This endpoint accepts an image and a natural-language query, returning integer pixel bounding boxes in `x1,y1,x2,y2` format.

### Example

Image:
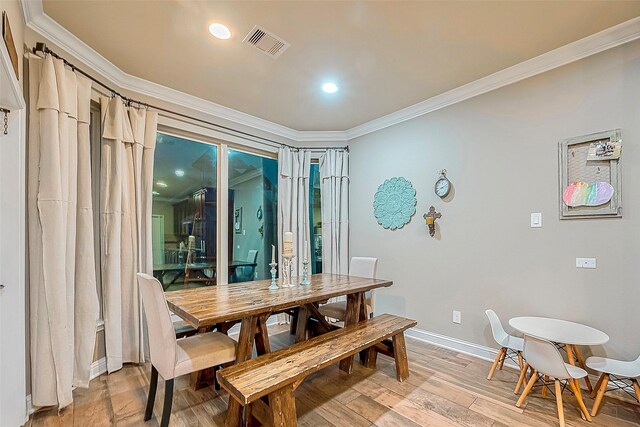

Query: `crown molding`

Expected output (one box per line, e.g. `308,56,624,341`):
22,1,640,143
346,16,640,140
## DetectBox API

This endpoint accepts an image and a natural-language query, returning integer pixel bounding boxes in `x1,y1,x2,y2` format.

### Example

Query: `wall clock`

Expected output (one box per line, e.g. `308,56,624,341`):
435,170,451,198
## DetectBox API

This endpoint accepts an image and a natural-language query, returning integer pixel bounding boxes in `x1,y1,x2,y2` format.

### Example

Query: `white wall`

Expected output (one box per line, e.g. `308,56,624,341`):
350,39,640,360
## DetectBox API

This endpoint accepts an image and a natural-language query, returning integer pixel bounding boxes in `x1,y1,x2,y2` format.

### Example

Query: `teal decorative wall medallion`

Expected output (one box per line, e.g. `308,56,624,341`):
373,177,417,230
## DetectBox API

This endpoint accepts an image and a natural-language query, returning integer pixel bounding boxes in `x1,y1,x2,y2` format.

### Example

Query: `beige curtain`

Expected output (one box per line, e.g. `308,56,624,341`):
28,54,99,409
320,149,349,275
100,96,157,373
277,147,311,276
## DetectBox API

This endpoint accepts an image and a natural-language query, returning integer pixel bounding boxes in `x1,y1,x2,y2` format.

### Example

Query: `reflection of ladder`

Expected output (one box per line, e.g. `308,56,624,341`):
183,213,215,286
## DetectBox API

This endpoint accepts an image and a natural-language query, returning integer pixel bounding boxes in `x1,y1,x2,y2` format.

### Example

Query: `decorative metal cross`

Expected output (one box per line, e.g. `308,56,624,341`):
423,206,442,237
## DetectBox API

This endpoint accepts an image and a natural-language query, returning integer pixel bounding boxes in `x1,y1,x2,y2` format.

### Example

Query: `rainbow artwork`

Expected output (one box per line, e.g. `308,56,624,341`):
562,181,614,207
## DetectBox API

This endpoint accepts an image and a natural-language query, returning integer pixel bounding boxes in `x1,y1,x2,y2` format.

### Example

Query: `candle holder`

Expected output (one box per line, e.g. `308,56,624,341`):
423,206,442,237
268,261,279,290
300,260,310,285
281,253,296,287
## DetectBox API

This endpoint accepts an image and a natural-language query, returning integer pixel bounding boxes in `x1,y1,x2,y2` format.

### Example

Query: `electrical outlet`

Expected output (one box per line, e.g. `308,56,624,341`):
576,258,596,269
453,310,462,324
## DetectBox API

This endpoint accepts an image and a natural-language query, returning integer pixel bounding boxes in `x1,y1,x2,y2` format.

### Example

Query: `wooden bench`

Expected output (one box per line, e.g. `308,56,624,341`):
217,313,417,427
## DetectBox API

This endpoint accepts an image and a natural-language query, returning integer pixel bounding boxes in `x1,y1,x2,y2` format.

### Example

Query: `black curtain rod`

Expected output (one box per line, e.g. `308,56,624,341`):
32,42,349,153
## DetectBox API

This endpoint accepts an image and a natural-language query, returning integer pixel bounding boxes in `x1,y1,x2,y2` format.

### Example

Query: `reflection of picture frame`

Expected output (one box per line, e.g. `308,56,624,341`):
2,12,18,79
558,129,622,219
234,207,242,234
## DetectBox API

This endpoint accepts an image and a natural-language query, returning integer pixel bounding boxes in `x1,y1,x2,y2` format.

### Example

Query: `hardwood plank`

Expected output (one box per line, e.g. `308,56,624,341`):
25,325,640,427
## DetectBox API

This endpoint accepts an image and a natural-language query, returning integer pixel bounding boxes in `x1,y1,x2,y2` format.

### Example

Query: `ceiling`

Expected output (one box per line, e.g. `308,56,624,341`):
43,1,640,132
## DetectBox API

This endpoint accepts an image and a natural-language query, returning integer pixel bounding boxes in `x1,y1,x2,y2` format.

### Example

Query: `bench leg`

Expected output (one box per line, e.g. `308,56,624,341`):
364,346,378,369
392,332,410,382
269,385,297,427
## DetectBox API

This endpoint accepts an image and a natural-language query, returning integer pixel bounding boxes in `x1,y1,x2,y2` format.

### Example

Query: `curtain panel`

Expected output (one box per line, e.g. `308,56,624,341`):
277,147,311,275
320,149,349,275
27,54,99,408
100,96,158,373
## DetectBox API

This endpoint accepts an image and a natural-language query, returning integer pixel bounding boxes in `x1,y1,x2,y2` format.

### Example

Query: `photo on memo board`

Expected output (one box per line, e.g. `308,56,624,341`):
558,129,622,219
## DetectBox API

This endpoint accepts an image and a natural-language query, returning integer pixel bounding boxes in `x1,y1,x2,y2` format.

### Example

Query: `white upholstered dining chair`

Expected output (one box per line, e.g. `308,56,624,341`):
485,309,524,380
516,335,591,426
137,273,237,427
586,353,640,416
318,257,378,321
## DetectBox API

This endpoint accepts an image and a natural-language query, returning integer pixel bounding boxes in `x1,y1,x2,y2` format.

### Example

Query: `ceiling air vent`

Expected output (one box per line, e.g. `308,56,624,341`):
243,25,290,59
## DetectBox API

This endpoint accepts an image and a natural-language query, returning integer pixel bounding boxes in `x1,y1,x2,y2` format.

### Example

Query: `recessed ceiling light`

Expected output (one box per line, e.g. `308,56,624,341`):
209,23,231,40
152,191,160,196
157,181,168,188
175,169,185,177
322,82,338,94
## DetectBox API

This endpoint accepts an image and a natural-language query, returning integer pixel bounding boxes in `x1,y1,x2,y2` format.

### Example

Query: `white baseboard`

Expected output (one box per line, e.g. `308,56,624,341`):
405,326,635,394
90,357,108,380
405,327,519,370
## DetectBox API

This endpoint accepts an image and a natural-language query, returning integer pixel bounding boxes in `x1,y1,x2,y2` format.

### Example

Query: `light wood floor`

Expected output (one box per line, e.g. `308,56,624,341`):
25,326,640,427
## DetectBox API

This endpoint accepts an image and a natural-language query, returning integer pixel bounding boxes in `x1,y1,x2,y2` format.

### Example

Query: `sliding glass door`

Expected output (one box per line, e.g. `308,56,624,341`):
228,149,278,282
152,133,218,290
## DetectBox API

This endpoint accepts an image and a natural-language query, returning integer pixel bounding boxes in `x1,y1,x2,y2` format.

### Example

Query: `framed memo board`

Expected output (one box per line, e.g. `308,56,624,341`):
558,129,622,219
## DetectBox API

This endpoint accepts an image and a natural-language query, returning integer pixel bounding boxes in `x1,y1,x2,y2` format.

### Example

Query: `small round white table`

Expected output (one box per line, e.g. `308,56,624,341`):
509,316,609,393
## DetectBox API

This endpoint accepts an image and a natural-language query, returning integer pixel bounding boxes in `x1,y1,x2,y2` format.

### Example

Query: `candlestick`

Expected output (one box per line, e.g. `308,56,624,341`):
281,253,295,287
303,240,308,262
268,261,278,290
300,260,310,285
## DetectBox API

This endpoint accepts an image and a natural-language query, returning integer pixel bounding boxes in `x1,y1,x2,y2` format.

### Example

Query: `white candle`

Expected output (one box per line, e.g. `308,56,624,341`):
283,231,293,255
271,244,275,264
303,240,308,261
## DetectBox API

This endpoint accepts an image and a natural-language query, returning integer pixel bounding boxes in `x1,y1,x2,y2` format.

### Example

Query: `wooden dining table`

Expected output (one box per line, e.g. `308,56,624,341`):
165,273,393,427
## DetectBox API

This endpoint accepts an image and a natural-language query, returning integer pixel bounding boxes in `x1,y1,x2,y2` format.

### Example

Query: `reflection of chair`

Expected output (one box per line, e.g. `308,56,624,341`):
516,335,591,426
318,257,378,321
231,250,259,283
137,273,237,427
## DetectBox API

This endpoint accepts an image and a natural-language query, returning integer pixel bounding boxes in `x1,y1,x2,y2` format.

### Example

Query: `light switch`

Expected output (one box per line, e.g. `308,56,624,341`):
530,213,542,228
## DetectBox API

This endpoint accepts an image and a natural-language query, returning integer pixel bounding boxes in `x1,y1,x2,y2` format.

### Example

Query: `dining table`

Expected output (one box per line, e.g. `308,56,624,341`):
509,316,609,393
153,260,257,289
165,273,393,427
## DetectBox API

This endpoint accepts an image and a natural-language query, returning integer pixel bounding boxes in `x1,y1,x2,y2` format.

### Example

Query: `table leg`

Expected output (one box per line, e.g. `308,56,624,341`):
295,305,310,343
254,314,271,355
571,344,592,393
339,292,362,374
226,316,257,427
190,326,214,389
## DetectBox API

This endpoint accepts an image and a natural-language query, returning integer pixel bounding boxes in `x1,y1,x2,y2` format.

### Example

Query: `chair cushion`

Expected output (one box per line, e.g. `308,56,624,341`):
586,356,640,378
318,301,372,321
173,332,237,378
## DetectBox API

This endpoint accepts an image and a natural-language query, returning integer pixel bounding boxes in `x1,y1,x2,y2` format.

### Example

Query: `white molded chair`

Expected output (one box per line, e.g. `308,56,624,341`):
318,257,378,321
137,273,237,427
485,309,524,380
586,353,640,416
516,335,591,426
231,249,259,283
